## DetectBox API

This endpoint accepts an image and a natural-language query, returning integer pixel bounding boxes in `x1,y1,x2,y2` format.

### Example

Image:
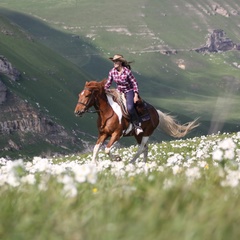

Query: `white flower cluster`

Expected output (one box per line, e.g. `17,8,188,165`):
212,138,237,161
92,132,240,187
0,132,240,197
0,157,97,198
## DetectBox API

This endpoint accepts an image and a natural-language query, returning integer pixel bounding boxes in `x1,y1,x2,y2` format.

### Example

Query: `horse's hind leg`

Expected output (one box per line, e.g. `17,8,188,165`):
143,143,148,162
130,136,149,163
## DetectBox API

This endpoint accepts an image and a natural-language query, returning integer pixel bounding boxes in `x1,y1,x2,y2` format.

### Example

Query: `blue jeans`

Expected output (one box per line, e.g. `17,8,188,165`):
125,90,139,124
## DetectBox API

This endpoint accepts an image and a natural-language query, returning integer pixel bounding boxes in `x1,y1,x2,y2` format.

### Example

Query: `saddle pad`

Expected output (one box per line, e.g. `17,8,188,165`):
107,91,151,123
106,94,122,124
140,113,151,122
106,90,129,119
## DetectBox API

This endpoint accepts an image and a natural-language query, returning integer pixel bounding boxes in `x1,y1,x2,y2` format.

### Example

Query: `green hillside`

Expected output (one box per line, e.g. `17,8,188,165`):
0,14,98,156
0,0,240,156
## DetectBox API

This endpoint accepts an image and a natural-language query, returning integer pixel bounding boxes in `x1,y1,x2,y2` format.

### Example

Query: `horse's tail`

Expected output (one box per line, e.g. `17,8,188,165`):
157,110,199,138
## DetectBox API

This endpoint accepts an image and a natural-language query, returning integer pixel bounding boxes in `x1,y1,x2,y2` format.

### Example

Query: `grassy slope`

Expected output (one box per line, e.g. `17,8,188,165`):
0,14,97,137
0,0,240,149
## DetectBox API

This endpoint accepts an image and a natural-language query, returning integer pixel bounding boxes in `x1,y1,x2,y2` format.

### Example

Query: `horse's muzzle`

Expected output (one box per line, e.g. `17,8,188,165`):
74,110,84,117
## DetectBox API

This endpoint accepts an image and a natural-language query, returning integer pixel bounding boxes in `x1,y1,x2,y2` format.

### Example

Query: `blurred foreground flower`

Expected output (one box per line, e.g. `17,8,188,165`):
0,157,98,198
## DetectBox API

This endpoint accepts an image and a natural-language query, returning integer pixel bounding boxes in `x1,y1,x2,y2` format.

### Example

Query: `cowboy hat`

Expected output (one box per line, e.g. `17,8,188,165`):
109,54,126,62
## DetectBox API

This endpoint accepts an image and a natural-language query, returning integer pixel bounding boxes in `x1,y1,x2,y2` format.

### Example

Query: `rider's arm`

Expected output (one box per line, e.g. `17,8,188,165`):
104,69,114,90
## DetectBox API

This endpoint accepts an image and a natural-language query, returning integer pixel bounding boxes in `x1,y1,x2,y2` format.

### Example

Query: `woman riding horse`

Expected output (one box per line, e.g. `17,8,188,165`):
105,54,143,135
74,79,199,163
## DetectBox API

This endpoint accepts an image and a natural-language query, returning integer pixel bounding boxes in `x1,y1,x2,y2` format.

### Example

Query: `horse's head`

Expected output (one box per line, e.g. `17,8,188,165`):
74,80,104,116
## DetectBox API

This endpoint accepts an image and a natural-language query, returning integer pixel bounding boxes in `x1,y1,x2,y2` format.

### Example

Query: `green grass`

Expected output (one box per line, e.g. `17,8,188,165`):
2,176,239,240
1,132,240,239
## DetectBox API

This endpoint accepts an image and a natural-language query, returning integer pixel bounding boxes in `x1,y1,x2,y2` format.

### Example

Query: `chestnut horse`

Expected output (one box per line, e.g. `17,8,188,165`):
74,79,199,163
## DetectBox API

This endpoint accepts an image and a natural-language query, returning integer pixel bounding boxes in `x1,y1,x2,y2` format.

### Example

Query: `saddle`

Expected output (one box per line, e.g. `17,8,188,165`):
106,89,151,122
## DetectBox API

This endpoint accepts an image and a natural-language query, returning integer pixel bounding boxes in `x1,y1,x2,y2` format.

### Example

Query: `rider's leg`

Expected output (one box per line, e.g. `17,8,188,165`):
125,91,143,135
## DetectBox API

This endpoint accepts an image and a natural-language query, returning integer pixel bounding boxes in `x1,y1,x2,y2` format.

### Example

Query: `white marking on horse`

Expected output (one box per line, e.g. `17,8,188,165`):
106,94,122,123
105,147,111,154
92,143,101,163
81,90,85,96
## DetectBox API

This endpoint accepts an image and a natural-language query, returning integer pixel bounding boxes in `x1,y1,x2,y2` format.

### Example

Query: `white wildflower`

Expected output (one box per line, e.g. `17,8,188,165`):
212,149,223,161
220,170,240,188
31,157,51,172
185,167,201,183
172,165,182,175
163,179,174,189
224,149,235,160
218,138,236,150
62,182,78,198
166,154,184,166
21,174,36,185
6,173,20,187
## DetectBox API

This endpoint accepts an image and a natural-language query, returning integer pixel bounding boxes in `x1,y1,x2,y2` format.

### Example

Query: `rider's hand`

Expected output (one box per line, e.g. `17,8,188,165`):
134,92,139,103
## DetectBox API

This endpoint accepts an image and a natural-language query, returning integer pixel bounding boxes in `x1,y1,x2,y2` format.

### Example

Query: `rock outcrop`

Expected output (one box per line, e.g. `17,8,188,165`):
0,56,18,104
0,93,62,135
0,55,82,154
0,92,77,152
0,55,20,81
0,80,7,104
194,29,240,53
213,4,230,18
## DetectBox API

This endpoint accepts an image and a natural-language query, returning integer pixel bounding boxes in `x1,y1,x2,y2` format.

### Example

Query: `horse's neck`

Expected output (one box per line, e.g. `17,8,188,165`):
95,94,112,113
95,94,114,130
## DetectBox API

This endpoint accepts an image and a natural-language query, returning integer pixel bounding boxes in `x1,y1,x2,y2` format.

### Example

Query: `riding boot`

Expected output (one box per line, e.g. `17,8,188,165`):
132,120,143,135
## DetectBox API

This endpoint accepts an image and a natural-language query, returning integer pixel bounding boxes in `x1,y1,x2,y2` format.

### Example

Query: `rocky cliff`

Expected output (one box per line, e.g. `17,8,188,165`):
194,29,240,53
0,55,20,81
0,80,7,104
0,56,18,105
0,56,81,155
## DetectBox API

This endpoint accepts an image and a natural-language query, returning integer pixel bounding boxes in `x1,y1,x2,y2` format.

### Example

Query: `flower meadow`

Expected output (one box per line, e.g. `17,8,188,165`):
1,132,240,240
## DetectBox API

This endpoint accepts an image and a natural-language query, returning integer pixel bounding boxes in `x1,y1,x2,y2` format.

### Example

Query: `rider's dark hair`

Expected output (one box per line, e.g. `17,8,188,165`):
122,60,134,70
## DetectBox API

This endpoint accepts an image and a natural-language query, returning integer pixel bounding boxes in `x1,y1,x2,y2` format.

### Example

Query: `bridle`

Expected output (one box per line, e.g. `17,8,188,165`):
77,88,100,113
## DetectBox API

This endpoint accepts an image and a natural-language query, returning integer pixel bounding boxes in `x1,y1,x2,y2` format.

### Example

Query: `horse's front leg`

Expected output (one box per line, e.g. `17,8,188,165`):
92,134,108,163
105,133,122,161
130,136,149,163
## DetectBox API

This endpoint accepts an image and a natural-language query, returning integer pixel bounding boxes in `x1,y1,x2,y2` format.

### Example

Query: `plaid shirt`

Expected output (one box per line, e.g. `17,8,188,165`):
105,67,139,94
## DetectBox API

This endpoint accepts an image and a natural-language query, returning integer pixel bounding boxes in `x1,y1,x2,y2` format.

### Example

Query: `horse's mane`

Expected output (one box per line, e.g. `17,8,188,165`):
85,79,106,90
